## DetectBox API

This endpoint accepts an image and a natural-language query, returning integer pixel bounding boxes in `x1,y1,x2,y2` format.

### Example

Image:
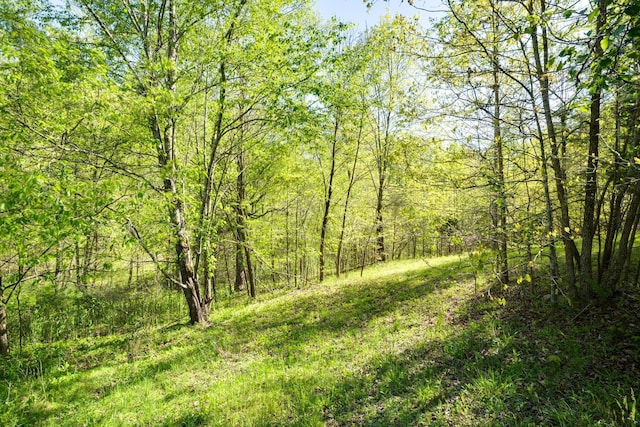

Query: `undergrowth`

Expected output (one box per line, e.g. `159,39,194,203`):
1,256,639,426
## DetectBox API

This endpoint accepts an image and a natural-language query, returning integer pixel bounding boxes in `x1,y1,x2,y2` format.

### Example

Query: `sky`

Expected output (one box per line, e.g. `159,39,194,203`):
313,0,445,28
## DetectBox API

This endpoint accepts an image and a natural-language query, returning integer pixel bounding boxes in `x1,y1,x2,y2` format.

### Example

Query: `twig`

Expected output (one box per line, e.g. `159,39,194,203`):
571,303,592,322
125,218,186,289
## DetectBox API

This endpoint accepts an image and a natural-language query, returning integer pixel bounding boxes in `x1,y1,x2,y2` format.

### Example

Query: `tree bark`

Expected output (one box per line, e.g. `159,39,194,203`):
337,116,362,278
319,117,339,281
234,147,248,292
490,6,508,283
0,280,9,357
580,0,606,297
244,239,256,298
154,0,206,324
601,183,640,291
375,175,386,262
538,121,560,303
530,0,579,289
518,27,561,303
233,141,255,297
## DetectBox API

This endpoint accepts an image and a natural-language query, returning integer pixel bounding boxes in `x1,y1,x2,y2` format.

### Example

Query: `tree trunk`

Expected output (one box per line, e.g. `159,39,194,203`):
170,172,206,323
539,128,560,303
319,118,339,282
149,0,208,325
285,196,291,286
519,28,561,303
490,10,508,283
234,238,247,292
602,184,640,291
294,200,299,288
150,108,206,324
375,174,386,262
337,112,363,278
530,2,579,289
600,182,625,280
0,304,7,357
580,0,606,297
233,143,255,296
244,242,256,298
1,280,9,357
202,243,215,310
223,242,232,293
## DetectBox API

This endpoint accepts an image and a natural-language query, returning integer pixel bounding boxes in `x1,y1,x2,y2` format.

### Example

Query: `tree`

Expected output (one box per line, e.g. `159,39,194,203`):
364,16,418,263
0,0,116,353
315,32,366,281
74,0,325,320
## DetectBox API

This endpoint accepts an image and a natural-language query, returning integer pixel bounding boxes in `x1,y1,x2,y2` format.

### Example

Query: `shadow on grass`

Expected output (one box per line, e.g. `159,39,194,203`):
1,319,201,426
2,257,469,426
318,288,640,426
160,413,208,427
214,258,469,354
8,256,639,426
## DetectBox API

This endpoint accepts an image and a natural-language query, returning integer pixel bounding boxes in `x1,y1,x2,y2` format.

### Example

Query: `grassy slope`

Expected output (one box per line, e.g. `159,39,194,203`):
1,256,639,426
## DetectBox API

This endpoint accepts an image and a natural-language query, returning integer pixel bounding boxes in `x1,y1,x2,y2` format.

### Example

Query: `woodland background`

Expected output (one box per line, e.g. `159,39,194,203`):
0,0,639,401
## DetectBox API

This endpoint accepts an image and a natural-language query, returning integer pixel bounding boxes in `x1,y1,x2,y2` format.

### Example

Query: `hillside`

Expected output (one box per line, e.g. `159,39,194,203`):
2,257,639,426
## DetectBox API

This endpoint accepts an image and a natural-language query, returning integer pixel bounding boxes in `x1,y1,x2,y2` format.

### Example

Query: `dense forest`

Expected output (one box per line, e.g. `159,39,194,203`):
1,0,640,422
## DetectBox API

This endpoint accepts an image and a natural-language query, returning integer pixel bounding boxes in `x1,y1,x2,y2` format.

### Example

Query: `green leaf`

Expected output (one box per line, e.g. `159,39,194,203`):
629,26,640,38
600,37,610,51
624,5,640,16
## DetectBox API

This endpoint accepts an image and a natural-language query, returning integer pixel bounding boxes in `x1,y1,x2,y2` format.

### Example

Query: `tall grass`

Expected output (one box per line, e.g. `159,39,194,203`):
1,255,638,426
7,271,187,349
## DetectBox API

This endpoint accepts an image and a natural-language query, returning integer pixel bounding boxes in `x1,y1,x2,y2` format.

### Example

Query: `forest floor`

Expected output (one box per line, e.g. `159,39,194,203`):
1,256,640,426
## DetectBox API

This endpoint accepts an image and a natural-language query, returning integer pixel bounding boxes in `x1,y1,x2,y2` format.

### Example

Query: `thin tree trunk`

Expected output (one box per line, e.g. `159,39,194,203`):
285,196,291,286
600,178,622,279
223,241,232,294
602,184,640,291
0,280,9,357
520,31,560,303
294,200,299,288
530,0,579,289
580,0,606,297
75,241,82,289
128,255,135,287
233,138,255,295
16,284,22,355
373,102,391,263
539,131,560,303
319,117,339,282
202,244,214,311
234,240,246,291
391,216,397,261
375,175,386,262
244,242,256,298
491,8,508,283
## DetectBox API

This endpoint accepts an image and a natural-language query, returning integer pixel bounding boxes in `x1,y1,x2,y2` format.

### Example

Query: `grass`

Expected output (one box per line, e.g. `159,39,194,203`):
1,255,639,426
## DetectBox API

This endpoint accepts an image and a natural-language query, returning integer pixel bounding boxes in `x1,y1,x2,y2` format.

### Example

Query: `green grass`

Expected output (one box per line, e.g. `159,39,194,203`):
1,256,639,426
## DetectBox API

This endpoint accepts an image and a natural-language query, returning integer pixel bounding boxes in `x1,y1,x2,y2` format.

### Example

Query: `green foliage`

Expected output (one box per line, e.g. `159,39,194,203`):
1,259,638,426
8,276,187,346
0,0,639,424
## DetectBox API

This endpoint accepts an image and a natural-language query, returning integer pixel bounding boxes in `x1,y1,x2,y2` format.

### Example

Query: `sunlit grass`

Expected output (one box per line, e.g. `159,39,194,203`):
1,254,638,426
